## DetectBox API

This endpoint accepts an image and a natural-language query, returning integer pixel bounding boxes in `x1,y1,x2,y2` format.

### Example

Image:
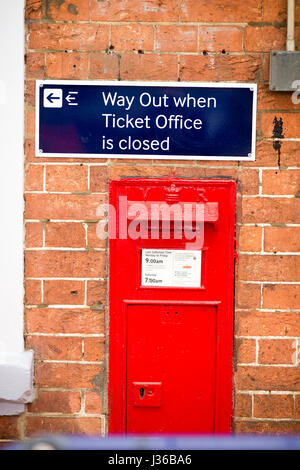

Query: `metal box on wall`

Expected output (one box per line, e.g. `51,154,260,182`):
108,178,236,434
270,51,300,91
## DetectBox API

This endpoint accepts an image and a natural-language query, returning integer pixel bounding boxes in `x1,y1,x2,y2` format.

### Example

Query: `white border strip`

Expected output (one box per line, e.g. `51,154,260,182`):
35,80,257,161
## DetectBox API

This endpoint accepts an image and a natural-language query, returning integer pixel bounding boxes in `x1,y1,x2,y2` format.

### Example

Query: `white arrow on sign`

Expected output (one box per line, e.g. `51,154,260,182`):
65,91,78,106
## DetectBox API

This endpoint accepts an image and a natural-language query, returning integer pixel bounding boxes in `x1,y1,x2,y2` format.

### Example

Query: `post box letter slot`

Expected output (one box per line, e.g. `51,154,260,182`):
127,201,218,223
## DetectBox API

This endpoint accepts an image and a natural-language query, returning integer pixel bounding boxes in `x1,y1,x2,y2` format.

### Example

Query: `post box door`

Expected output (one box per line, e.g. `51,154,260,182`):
126,304,217,433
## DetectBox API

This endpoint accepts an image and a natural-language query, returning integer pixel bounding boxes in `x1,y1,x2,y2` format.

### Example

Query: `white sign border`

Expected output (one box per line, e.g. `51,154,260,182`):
35,80,257,161
141,248,202,288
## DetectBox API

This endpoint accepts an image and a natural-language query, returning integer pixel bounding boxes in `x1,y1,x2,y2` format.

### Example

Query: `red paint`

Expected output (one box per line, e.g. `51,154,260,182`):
108,178,236,434
132,382,162,408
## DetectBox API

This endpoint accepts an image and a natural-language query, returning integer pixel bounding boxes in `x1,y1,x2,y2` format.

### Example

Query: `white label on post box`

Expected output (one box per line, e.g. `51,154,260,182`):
141,249,201,288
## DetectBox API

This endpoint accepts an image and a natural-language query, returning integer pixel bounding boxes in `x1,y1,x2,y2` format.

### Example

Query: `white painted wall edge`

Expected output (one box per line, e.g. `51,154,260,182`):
0,351,34,415
0,2,34,415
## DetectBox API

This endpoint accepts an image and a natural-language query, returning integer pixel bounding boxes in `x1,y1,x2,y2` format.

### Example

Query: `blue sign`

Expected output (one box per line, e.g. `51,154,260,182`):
36,81,257,160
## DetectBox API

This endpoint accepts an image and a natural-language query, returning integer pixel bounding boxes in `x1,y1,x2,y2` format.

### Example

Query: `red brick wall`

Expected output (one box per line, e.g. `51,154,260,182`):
2,0,300,441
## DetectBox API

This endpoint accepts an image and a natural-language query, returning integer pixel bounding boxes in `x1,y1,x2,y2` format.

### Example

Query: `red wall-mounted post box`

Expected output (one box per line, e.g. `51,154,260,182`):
108,178,236,434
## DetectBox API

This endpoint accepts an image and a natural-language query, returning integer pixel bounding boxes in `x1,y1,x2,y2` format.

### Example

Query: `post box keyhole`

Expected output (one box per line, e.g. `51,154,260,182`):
140,387,145,399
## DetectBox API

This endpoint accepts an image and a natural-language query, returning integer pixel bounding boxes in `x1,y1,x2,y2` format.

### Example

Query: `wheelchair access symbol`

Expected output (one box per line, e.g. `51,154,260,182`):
43,89,78,108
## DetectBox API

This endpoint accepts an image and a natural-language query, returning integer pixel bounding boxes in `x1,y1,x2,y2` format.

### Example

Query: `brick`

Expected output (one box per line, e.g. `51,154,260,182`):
280,141,300,167
25,0,43,20
28,391,81,414
26,417,102,436
235,420,300,434
293,4,300,22
235,283,261,309
264,227,300,252
296,26,300,50
180,0,261,22
85,392,102,414
261,113,300,139
87,223,106,249
45,0,89,21
46,165,88,192
234,394,252,418
35,362,102,389
155,26,197,52
25,108,35,137
25,52,45,78
254,394,294,419
28,24,109,51
25,250,105,278
263,0,286,21
26,106,35,137
242,197,300,224
46,52,89,79
257,84,300,111
176,167,238,179
90,52,120,80
242,140,278,168
25,165,44,191
239,169,259,195
26,335,82,361
195,160,238,168
45,222,85,248
26,308,105,334
179,55,218,81
120,53,178,81
244,26,286,52
263,284,300,309
84,337,105,362
258,339,296,365
235,366,300,391
25,138,35,162
89,166,108,193
26,222,43,248
91,0,180,21
253,140,279,167
199,26,243,53
26,107,35,137
112,158,156,165
262,52,270,84
219,55,263,82
236,311,300,337
238,226,262,252
296,396,300,419
25,80,35,107
236,338,256,364
44,280,85,305
108,165,172,180
263,0,300,22
111,25,154,52
238,255,300,282
25,193,105,220
0,416,22,440
86,280,106,306
262,170,300,196
25,279,42,305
